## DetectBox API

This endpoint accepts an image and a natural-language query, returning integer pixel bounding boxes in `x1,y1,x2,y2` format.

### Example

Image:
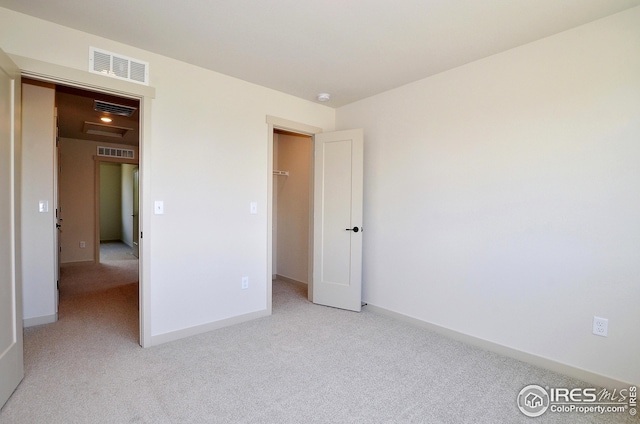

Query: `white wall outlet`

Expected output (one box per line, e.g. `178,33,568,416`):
250,202,257,215
241,276,249,290
79,241,86,248
593,316,608,337
154,200,164,215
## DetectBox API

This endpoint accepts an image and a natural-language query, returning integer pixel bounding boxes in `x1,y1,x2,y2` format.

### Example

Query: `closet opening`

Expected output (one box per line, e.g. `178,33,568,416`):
271,129,313,302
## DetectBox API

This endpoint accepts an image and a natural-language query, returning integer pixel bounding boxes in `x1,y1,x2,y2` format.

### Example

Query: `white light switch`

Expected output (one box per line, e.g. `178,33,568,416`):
250,202,257,215
38,200,48,213
154,201,164,215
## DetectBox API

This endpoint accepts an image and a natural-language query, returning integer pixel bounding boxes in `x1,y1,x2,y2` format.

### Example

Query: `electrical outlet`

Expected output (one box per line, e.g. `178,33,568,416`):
241,277,249,290
593,316,608,337
79,241,86,248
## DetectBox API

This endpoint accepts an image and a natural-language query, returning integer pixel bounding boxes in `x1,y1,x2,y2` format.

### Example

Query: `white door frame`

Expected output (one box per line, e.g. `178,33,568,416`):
266,116,322,314
11,55,155,347
0,47,24,409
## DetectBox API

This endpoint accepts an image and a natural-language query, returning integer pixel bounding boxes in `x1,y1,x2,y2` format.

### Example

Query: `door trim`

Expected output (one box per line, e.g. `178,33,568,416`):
266,116,322,314
0,46,24,409
11,54,154,348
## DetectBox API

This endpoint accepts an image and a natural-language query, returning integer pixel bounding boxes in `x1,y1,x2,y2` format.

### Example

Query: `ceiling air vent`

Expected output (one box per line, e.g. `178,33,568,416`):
89,47,149,85
94,100,137,117
97,146,135,159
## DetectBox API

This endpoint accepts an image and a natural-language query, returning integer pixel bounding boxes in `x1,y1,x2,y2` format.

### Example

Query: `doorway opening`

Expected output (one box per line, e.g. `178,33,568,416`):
272,129,313,303
97,161,140,264
57,83,140,341
20,59,152,346
266,116,323,314
23,77,142,342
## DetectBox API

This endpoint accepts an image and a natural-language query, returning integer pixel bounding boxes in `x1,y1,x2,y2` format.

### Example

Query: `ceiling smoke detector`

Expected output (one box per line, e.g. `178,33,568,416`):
316,93,331,102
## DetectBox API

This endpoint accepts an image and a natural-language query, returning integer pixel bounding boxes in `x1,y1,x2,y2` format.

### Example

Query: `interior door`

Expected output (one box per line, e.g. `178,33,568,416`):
132,167,139,258
313,129,364,312
0,48,24,408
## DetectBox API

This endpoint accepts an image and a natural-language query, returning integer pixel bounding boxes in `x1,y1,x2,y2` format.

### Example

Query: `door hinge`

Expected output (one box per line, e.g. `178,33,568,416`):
140,231,143,239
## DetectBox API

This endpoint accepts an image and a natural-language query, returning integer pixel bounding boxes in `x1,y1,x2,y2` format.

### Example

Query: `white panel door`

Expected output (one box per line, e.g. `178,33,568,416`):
0,48,24,408
313,129,363,312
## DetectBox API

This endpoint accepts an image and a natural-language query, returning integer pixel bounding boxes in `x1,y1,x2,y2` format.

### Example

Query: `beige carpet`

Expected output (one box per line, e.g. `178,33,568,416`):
59,241,139,298
0,254,635,423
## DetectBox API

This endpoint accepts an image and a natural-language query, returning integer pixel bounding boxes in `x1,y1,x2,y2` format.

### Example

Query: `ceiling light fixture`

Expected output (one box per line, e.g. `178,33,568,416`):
100,117,112,123
316,93,331,102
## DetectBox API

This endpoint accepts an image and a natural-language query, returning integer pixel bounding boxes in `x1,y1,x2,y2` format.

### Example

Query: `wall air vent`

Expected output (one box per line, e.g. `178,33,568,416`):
94,100,137,117
97,146,135,159
89,47,149,85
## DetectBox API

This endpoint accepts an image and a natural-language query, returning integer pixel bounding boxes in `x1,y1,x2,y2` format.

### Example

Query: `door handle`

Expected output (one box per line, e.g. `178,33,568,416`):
345,226,360,233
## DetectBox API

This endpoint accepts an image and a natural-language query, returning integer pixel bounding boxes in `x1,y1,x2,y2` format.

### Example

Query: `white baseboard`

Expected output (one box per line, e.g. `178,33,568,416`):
275,274,307,285
365,304,633,388
149,309,270,347
23,313,58,328
60,260,94,266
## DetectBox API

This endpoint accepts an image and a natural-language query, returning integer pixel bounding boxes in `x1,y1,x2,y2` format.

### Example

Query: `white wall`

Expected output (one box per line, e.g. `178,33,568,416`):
0,7,335,341
21,83,56,325
337,7,640,385
99,162,122,241
275,133,311,283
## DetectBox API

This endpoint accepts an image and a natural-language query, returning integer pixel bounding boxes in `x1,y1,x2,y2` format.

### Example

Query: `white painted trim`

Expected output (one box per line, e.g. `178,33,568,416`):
266,115,322,136
365,304,634,388
23,313,58,328
267,127,274,316
275,274,308,286
60,260,94,266
10,54,154,348
150,309,270,346
266,116,322,311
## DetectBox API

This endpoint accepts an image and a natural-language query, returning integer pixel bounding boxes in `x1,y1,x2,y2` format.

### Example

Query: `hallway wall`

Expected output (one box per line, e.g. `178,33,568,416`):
21,82,56,325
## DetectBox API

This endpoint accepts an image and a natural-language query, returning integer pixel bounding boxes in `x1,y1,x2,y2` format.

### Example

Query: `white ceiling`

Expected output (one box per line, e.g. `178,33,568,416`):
2,0,640,107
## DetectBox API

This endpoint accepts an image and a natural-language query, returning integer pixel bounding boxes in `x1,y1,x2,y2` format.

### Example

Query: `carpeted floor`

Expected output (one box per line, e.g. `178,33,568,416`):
59,241,139,297
0,249,635,423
